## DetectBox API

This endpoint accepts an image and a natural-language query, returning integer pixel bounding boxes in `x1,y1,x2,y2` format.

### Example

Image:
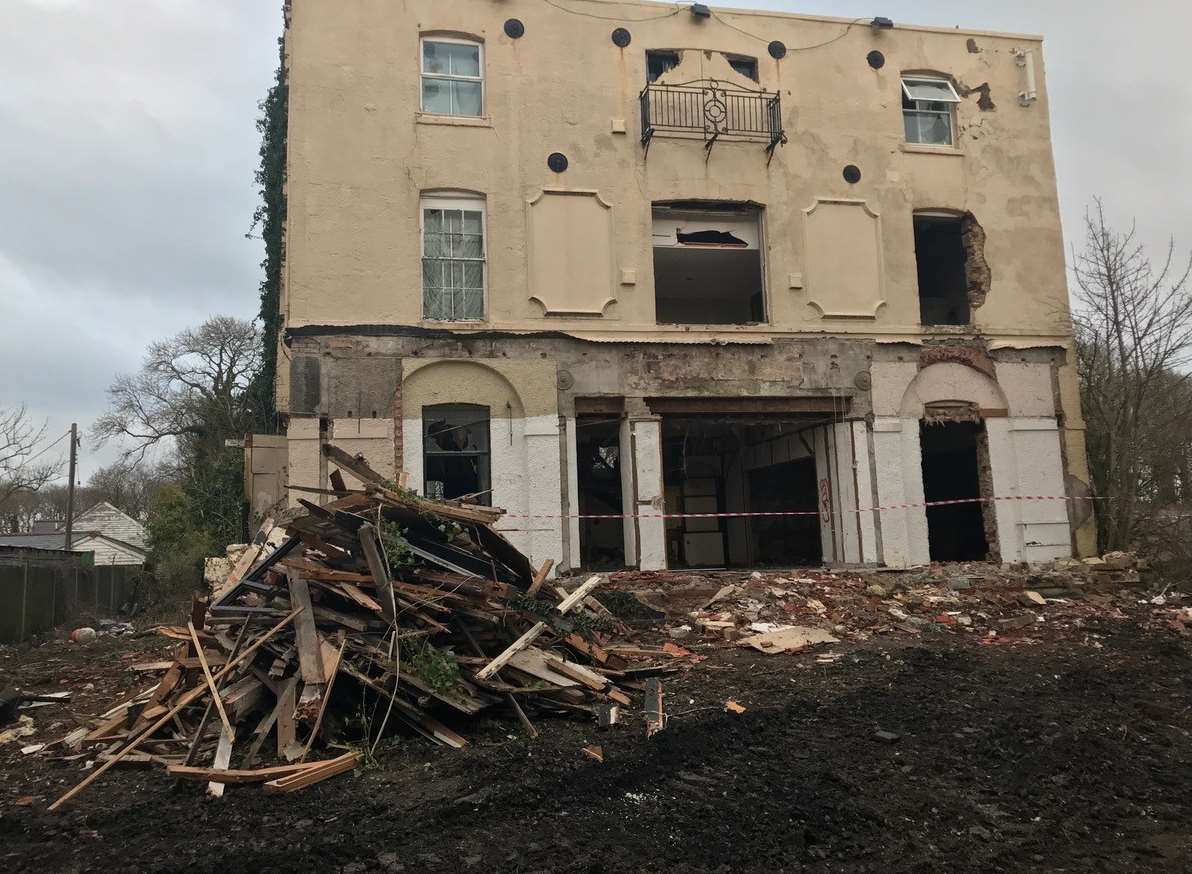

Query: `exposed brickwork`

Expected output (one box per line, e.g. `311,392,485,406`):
918,340,997,379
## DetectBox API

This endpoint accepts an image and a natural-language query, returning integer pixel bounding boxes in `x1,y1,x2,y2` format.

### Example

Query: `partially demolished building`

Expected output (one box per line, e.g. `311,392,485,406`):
276,0,1094,572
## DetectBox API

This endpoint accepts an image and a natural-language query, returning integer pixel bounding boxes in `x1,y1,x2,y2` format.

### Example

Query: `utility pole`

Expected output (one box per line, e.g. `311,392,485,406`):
64,423,77,551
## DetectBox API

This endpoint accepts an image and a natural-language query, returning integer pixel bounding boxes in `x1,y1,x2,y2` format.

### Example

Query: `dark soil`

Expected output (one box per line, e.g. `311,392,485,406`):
3,615,1192,873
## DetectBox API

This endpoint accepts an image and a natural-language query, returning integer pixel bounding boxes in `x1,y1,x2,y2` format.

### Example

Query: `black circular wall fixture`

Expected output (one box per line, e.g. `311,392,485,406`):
843,164,862,184
503,18,525,39
611,27,631,48
867,50,885,69
547,152,569,173
768,40,787,59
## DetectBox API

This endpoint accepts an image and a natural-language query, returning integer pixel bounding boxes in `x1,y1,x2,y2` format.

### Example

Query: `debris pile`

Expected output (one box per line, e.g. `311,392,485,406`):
45,444,672,810
615,555,1158,652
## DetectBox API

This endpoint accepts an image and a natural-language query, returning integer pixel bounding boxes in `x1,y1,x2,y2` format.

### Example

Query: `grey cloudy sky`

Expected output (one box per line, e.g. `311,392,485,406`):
1,0,1189,482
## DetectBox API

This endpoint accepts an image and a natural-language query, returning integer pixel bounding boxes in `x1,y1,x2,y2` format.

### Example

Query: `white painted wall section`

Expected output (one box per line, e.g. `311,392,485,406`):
631,417,666,570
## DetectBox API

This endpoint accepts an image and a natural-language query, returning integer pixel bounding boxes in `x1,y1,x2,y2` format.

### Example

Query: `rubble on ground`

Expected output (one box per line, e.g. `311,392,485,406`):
41,444,682,810
609,549,1168,652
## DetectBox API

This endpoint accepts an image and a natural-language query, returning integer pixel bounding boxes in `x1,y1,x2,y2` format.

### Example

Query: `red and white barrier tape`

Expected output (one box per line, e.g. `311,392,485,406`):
496,494,1104,521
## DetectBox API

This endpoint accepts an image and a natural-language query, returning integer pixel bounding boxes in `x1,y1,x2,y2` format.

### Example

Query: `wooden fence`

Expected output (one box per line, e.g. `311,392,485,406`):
0,553,143,644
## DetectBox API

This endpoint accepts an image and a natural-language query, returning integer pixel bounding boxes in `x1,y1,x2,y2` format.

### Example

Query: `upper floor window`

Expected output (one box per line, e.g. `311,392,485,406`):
421,195,485,321
901,76,960,146
646,50,680,82
421,38,483,117
652,202,766,325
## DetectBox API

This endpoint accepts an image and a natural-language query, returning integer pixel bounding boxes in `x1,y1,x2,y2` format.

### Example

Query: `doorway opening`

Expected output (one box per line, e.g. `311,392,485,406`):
919,420,991,561
660,415,824,568
576,415,625,569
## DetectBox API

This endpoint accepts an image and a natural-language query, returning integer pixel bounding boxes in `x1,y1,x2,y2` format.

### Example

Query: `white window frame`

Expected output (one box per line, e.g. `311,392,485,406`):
901,76,961,147
420,37,485,117
420,194,487,322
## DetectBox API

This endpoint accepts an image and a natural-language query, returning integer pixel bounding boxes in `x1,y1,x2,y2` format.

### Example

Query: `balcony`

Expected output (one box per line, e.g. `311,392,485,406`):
639,79,786,161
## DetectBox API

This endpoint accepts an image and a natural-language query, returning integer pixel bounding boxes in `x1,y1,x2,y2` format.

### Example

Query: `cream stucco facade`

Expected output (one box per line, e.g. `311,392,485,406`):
277,0,1095,571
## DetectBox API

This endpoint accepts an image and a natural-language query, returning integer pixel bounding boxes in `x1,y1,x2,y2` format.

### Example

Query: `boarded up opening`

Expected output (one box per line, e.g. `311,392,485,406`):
576,415,625,569
919,420,990,561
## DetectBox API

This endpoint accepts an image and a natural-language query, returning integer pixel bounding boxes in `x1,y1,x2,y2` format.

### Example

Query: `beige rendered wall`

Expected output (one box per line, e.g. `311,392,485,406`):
282,0,1069,346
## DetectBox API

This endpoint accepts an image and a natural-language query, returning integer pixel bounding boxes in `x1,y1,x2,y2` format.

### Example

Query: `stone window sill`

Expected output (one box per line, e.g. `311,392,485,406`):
416,113,493,129
900,143,964,157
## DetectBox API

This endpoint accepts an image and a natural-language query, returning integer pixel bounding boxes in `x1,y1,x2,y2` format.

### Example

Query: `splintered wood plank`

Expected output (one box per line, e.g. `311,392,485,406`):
187,622,233,739
276,679,297,759
242,676,296,769
168,761,322,784
49,608,303,811
357,522,397,625
207,728,235,798
288,572,325,683
263,752,360,794
644,678,665,737
476,576,604,681
525,559,554,597
299,637,346,761
336,583,383,614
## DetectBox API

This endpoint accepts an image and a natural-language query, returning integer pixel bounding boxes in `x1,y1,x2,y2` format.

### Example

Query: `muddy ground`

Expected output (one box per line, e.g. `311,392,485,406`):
2,602,1191,872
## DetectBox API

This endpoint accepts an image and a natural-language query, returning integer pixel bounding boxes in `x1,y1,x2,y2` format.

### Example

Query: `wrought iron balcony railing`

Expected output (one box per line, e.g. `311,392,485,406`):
639,79,786,161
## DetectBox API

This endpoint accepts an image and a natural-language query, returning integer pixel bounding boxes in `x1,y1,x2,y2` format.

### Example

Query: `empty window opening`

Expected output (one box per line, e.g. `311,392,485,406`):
576,415,625,569
647,50,681,82
914,213,969,325
919,420,990,562
662,416,824,569
421,38,484,117
422,195,485,321
902,76,960,146
423,404,490,503
725,54,759,81
653,203,765,325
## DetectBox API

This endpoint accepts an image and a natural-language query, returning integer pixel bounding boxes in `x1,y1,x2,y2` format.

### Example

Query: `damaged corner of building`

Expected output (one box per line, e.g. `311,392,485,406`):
914,211,992,325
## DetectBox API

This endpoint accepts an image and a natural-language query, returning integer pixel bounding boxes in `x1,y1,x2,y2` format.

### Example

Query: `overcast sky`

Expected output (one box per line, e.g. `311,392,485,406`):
2,0,1189,482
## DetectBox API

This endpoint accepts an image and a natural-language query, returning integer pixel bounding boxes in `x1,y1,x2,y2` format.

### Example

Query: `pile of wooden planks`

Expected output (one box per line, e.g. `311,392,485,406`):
48,442,658,810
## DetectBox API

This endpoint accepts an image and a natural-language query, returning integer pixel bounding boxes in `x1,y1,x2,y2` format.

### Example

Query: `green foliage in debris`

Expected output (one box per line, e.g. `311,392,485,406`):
403,639,462,693
380,521,414,569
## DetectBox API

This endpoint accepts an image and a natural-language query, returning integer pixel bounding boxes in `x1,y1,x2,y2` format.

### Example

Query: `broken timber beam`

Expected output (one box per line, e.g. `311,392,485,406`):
476,576,604,681
49,607,304,811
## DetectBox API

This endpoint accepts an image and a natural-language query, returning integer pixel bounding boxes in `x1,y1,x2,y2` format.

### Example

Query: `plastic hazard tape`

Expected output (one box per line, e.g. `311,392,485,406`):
497,494,1104,521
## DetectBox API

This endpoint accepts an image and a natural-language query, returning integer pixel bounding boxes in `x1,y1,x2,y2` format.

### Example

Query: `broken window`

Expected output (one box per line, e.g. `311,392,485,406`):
901,76,960,146
646,50,680,82
421,195,485,321
423,404,490,504
652,203,766,325
914,213,969,326
725,54,759,81
421,38,484,117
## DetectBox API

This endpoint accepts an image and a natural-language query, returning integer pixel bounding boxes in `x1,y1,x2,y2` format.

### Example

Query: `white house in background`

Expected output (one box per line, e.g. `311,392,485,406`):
0,502,148,566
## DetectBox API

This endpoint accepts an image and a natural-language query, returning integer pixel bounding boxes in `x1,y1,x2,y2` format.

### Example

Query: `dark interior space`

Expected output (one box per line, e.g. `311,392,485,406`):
423,403,490,504
576,415,625,569
661,416,824,569
653,203,765,326
747,458,822,565
914,214,969,325
920,420,990,561
654,248,764,324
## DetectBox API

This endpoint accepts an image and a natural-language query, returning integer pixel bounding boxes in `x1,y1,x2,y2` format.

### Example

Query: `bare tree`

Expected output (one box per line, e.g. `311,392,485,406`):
93,316,264,463
1072,199,1192,550
87,461,173,521
0,405,64,509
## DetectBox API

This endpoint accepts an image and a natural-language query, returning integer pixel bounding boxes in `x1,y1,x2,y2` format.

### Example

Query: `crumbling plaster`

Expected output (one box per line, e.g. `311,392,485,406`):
281,0,1071,365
